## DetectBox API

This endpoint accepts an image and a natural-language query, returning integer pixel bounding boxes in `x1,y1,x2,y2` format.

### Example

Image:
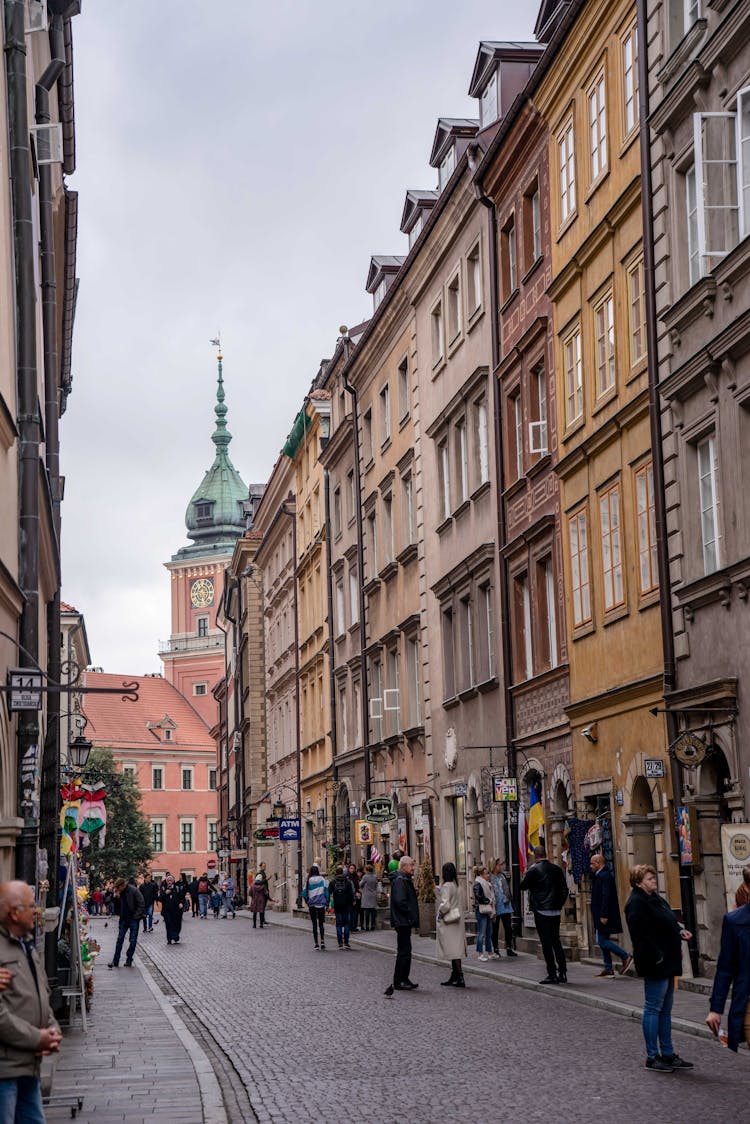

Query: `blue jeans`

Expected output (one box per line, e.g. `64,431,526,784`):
222,892,235,917
596,930,628,971
335,910,350,945
642,977,675,1060
142,904,154,932
475,910,492,953
198,893,209,917
113,918,140,965
0,1076,45,1123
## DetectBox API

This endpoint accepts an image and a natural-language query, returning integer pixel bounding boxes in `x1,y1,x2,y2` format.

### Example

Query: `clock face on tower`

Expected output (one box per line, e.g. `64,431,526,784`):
190,577,214,608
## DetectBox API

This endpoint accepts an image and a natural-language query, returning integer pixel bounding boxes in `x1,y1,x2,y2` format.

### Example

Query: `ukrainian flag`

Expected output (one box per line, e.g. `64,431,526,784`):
528,782,545,849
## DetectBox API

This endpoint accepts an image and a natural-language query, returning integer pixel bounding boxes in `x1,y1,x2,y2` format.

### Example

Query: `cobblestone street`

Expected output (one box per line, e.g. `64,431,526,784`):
49,912,749,1124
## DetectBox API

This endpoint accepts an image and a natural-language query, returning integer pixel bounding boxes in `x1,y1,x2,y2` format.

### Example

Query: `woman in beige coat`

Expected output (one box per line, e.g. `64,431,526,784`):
436,862,466,988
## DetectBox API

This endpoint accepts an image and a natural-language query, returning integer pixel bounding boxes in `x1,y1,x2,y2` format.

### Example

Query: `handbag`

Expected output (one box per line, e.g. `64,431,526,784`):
478,902,493,916
442,905,461,924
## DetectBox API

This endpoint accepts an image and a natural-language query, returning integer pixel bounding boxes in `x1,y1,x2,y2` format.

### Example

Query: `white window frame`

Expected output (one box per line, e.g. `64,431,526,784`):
349,565,359,625
152,765,163,791
379,381,391,446
467,241,482,316
474,396,489,485
193,682,207,696
529,366,548,456
480,69,498,128
456,419,469,503
697,435,721,573
594,291,615,397
569,509,592,627
686,164,700,285
600,484,625,611
622,24,638,136
439,144,456,191
179,819,194,853
635,461,658,594
406,635,422,726
439,438,451,520
532,188,542,262
564,327,583,425
208,819,218,852
559,118,576,223
150,819,166,853
431,299,445,367
589,70,608,183
514,395,524,479
508,219,517,294
544,559,558,669
401,471,415,545
693,108,744,275
208,767,217,791
335,577,346,636
181,766,194,791
382,491,394,564
447,270,462,344
397,356,410,421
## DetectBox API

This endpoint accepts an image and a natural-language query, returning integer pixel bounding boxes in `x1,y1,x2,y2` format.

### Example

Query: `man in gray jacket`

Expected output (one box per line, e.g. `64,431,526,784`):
0,880,61,1121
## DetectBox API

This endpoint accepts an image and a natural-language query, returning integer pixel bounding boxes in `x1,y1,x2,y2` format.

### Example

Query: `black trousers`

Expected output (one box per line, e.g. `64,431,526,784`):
309,906,326,943
393,925,413,986
492,913,514,951
363,907,377,931
534,911,566,978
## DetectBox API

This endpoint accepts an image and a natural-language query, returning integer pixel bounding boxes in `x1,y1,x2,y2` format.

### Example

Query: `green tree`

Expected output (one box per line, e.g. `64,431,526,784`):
80,747,152,886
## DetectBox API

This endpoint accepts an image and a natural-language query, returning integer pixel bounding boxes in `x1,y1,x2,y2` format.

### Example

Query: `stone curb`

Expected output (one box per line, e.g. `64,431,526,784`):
136,951,228,1123
258,911,714,1043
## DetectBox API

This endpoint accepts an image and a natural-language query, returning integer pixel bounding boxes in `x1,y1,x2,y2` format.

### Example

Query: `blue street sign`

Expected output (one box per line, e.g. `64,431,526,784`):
278,818,301,841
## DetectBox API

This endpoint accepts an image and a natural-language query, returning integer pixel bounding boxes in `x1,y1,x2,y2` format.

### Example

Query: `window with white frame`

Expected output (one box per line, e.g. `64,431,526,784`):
541,557,558,669
442,607,456,699
431,299,444,367
622,24,638,135
209,767,217,790
363,408,373,463
371,657,383,740
194,682,207,696
600,483,624,611
459,594,474,690
684,0,701,34
346,469,355,521
406,635,422,726
559,118,576,223
386,646,400,735
467,241,482,315
685,164,700,285
151,820,165,853
438,438,451,520
333,486,342,537
439,144,456,191
349,564,359,624
480,69,498,127
594,291,615,397
152,766,163,791
367,511,378,576
564,326,583,424
197,616,208,637
182,766,193,791
692,91,750,276
373,276,387,311
379,382,391,445
397,356,409,420
514,394,524,480
208,820,218,852
401,470,415,546
513,574,533,681
697,435,721,573
122,764,136,781
477,581,494,682
408,212,423,249
531,187,542,263
337,681,348,748
628,257,646,366
447,272,462,343
635,461,658,594
456,419,469,503
502,217,517,300
530,365,548,457
474,395,489,485
180,821,193,853
352,677,363,747
569,509,592,626
382,492,394,564
589,70,607,182
336,577,345,636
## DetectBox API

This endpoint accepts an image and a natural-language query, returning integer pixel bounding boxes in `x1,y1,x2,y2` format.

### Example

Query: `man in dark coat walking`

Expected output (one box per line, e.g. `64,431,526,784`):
520,844,568,984
108,877,145,967
624,863,693,1072
384,855,420,996
590,853,632,977
707,900,750,1051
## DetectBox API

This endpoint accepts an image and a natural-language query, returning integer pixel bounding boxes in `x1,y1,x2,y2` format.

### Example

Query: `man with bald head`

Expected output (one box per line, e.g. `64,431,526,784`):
0,880,61,1122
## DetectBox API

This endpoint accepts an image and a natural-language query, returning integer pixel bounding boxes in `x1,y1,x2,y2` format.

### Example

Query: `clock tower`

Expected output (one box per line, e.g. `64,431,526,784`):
159,348,248,723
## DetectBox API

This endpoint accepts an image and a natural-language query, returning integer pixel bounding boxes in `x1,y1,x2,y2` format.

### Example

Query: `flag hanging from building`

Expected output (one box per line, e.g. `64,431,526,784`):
528,782,545,850
517,802,528,875
370,845,382,865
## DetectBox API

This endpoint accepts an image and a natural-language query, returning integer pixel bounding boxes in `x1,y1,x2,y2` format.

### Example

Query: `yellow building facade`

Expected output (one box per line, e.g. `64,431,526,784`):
535,0,678,948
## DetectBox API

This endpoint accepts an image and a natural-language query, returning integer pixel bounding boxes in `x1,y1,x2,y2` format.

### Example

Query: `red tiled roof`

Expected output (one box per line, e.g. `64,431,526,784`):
60,602,78,613
81,672,214,752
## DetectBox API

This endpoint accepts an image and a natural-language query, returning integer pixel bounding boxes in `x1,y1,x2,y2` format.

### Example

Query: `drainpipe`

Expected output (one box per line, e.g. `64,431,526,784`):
283,497,303,906
5,0,41,886
471,147,519,917
323,467,338,783
342,350,372,808
637,0,698,972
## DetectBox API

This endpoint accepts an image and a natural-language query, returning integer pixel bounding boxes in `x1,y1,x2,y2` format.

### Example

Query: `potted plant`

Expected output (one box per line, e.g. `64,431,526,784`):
416,855,437,936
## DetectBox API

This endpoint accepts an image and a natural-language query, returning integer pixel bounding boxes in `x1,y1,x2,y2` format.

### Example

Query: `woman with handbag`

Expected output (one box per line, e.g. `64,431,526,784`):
473,864,495,962
490,858,517,958
436,862,466,987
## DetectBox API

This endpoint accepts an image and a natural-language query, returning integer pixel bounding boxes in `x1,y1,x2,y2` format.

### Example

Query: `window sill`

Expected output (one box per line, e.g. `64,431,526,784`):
592,385,617,416
364,577,381,597
500,287,520,316
442,694,460,710
467,306,484,334
457,686,479,702
380,436,392,456
556,210,577,242
477,675,499,694
602,602,629,628
637,588,660,612
398,411,411,432
571,619,595,642
402,724,425,740
625,357,648,386
447,332,464,359
526,454,551,481
503,475,526,501
619,127,639,160
347,516,356,530
335,630,347,644
521,256,544,287
453,498,471,521
432,356,446,380
436,515,453,536
364,457,375,475
562,415,585,443
584,167,610,205
379,560,398,583
397,542,418,566
470,479,491,502
382,733,402,748
334,529,343,543
347,621,361,636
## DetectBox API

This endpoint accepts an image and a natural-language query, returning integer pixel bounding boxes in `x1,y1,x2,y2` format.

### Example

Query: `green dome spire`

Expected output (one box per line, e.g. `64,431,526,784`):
173,347,248,561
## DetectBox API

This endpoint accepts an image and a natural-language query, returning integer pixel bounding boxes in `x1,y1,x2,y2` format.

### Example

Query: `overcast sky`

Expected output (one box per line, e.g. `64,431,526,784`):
60,1,536,674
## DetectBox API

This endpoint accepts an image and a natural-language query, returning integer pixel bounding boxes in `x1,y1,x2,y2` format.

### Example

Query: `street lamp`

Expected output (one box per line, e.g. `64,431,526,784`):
68,735,92,772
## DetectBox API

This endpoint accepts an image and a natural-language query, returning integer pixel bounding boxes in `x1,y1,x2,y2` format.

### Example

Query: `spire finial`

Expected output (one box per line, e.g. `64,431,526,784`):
209,334,231,452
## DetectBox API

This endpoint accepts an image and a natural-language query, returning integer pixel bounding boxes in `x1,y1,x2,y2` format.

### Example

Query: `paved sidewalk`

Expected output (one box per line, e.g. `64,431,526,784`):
263,907,717,1038
45,921,213,1124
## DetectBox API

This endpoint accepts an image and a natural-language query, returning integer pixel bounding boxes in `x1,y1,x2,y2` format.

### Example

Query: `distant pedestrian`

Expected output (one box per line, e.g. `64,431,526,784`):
707,897,750,1052
90,887,103,916
472,865,495,962
348,863,361,932
384,855,419,996
140,873,158,934
196,873,211,918
0,881,62,1121
590,853,631,977
520,844,568,985
221,875,236,919
328,866,355,949
359,863,379,932
734,864,750,908
490,859,516,958
624,863,694,1072
103,885,114,916
158,874,186,945
210,879,222,918
108,877,145,967
188,876,200,918
436,862,465,988
249,871,270,929
302,864,329,949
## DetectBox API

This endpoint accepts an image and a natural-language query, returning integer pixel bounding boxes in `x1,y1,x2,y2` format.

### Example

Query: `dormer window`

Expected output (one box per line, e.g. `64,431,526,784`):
408,212,424,249
195,501,214,523
480,70,498,128
439,145,456,191
373,277,387,311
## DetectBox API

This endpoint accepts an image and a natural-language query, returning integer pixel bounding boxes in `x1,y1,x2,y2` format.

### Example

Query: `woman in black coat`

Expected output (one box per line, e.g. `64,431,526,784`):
707,901,750,1051
158,874,185,945
624,864,693,1072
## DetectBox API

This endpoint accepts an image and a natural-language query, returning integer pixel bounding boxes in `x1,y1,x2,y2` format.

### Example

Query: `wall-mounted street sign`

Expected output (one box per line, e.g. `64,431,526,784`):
254,825,279,841
644,758,665,779
8,670,43,711
278,818,301,841
218,849,230,858
365,796,396,824
493,776,518,802
207,859,217,870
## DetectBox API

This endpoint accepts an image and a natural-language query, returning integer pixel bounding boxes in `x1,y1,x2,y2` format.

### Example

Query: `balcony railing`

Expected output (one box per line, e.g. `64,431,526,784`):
157,634,224,655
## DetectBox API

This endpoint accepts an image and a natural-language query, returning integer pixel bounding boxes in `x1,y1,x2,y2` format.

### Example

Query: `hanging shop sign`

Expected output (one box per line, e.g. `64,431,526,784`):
355,820,374,845
493,776,518,802
671,733,706,767
365,796,396,824
278,818,301,841
254,825,279,841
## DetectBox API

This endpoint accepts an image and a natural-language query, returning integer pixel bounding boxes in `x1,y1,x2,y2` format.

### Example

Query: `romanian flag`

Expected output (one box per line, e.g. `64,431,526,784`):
517,801,528,875
528,782,545,850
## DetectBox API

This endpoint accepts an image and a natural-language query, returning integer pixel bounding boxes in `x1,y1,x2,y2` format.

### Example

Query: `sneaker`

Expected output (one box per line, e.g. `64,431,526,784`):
506,949,518,957
344,943,352,949
320,943,325,950
597,969,616,977
645,1057,674,1073
478,954,489,962
661,1054,694,1070
619,954,634,975
539,975,558,984
107,962,119,969
314,943,319,950
491,952,502,959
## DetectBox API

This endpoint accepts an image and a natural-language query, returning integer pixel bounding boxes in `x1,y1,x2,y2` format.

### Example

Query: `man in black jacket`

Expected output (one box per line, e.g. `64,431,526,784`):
385,855,420,996
108,877,145,968
140,873,159,933
328,866,355,948
590,853,631,977
520,844,568,984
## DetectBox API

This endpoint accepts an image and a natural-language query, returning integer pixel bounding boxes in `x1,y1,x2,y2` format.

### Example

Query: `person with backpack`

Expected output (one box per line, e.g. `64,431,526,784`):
328,865,355,948
107,877,145,967
196,873,211,918
221,874,236,919
187,875,200,918
139,872,158,933
302,864,329,949
520,844,569,984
